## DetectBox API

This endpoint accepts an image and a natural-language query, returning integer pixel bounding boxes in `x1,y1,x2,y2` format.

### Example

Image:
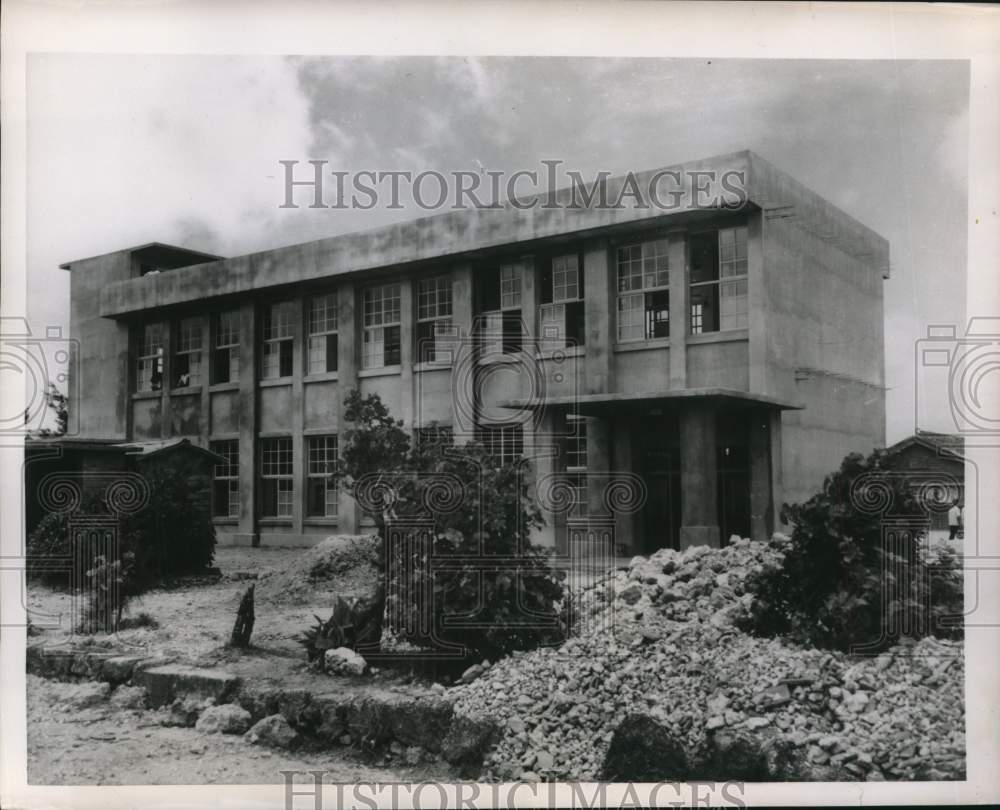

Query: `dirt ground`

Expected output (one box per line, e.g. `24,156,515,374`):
26,547,330,663
25,546,456,785
26,675,447,785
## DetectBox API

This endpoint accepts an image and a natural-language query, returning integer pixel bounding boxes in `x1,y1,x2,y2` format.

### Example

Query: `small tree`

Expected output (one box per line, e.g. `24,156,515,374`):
337,391,567,660
738,449,964,651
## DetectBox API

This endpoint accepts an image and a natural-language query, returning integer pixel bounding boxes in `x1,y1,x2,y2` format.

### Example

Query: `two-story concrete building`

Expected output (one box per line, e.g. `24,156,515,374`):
59,151,889,553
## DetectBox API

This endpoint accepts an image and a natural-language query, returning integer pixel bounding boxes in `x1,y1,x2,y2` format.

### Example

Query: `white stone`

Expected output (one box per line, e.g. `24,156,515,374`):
325,647,367,676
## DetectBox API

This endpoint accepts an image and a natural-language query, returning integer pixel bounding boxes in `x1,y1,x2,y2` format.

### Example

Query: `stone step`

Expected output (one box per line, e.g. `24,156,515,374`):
134,664,240,707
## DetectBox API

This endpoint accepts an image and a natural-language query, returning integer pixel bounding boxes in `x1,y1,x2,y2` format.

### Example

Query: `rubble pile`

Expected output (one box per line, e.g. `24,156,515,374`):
253,534,381,605
450,538,965,782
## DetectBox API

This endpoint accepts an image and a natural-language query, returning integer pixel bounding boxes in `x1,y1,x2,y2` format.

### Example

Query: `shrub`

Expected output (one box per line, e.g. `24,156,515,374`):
337,391,567,661
119,459,216,590
79,552,135,634
738,449,964,651
26,458,216,593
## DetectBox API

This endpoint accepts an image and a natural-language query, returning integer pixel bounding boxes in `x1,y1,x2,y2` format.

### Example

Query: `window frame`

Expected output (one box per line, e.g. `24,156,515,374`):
259,436,294,519
475,423,524,467
688,225,748,335
477,262,524,356
260,301,296,380
305,434,339,519
539,252,585,351
564,414,589,521
616,239,670,342
307,292,338,375
210,439,240,519
361,282,402,369
211,310,241,385
135,322,164,393
416,275,454,364
172,316,204,388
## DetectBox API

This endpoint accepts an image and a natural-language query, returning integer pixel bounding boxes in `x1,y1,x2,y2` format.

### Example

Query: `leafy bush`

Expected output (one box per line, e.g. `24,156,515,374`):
26,458,216,593
338,390,567,661
299,593,384,663
738,449,964,651
120,459,216,590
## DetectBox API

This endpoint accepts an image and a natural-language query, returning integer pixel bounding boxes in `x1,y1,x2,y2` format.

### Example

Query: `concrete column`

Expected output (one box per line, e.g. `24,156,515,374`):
535,408,560,551
291,295,305,536
586,415,611,520
667,230,688,389
237,301,258,545
160,320,172,439
199,317,210,446
451,264,475,444
747,209,768,393
748,409,772,542
610,415,637,557
399,279,415,429
583,239,612,394
336,281,359,533
679,402,720,549
769,409,785,534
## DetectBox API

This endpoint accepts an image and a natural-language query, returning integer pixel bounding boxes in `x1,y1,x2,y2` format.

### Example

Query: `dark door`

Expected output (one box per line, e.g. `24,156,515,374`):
641,418,681,552
717,443,751,542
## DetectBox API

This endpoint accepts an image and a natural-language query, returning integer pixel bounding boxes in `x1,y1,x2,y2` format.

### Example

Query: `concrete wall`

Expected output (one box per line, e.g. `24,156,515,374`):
748,153,889,507
68,251,132,440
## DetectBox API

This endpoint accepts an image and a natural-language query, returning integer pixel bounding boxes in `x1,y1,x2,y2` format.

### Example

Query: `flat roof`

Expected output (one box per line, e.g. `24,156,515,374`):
97,150,891,318
499,387,804,413
59,241,223,270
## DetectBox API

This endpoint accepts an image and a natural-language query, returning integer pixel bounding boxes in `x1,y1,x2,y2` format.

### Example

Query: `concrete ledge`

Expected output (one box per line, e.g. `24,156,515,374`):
134,665,240,708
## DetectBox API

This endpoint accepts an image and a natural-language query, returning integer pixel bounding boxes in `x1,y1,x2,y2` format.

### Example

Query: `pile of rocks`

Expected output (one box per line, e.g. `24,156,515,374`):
450,537,965,782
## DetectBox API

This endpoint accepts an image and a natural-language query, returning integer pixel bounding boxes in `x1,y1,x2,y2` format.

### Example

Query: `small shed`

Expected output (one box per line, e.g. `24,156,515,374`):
884,430,964,531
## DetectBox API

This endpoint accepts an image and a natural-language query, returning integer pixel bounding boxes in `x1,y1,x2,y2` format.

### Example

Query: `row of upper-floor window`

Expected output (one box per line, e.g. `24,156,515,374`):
132,225,748,392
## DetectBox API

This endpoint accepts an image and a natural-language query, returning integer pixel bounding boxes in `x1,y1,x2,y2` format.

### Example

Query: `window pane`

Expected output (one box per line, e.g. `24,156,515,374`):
216,311,240,347
264,302,295,340
689,232,719,284
418,276,452,320
720,278,748,330
617,292,643,341
308,293,337,334
645,290,670,339
500,265,522,309
552,254,580,302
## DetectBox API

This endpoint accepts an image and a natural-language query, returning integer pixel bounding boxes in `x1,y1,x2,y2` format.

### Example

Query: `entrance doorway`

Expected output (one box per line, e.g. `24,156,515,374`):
716,418,750,545
640,416,681,552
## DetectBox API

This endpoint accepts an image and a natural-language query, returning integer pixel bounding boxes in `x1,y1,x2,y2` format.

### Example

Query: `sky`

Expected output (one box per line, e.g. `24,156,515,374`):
25,55,968,442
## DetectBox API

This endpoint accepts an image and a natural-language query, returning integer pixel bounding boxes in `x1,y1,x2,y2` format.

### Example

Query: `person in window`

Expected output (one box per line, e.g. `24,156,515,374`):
176,371,190,388
947,501,963,540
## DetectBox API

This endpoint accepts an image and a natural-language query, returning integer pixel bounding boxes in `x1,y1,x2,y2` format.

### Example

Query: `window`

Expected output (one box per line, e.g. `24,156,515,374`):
260,437,293,518
306,435,339,518
475,424,524,466
362,283,401,369
173,317,203,387
210,440,240,518
689,225,748,334
416,276,453,363
135,323,164,392
307,293,338,374
415,424,454,450
212,310,240,384
616,239,670,341
477,263,523,355
261,301,295,379
565,414,588,520
539,253,585,351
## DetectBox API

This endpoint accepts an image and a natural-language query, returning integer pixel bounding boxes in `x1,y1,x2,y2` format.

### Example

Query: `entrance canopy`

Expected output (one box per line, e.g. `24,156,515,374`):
499,387,803,416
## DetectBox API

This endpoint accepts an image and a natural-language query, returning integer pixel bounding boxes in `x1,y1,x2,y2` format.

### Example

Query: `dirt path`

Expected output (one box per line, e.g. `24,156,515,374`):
26,675,449,785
